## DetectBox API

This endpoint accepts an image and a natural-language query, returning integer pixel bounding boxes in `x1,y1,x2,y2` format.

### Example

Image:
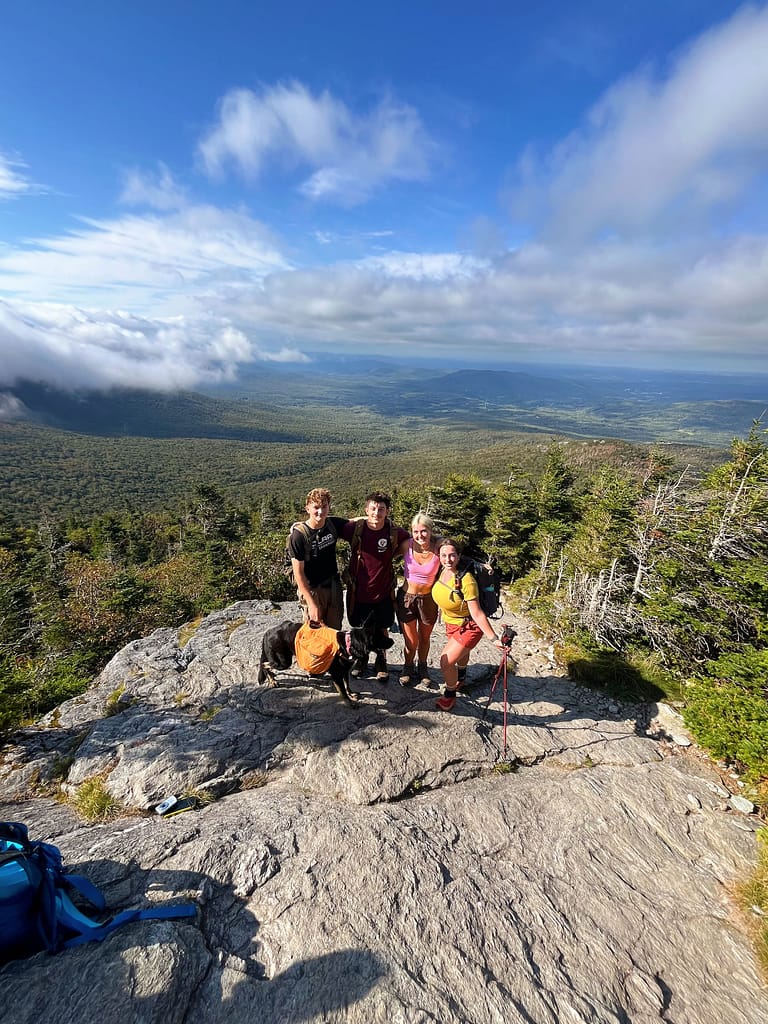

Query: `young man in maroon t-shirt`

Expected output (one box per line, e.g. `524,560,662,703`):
342,491,409,681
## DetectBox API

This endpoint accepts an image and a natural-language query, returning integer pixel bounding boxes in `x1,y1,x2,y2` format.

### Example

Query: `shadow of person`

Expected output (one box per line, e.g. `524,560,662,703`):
1,857,386,1024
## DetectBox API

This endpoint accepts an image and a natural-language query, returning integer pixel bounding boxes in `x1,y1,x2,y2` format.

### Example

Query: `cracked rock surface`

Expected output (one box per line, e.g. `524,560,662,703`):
1,600,765,1023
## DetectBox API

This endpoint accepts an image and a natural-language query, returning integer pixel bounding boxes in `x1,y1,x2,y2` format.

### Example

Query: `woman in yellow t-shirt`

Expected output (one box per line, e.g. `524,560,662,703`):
431,538,505,711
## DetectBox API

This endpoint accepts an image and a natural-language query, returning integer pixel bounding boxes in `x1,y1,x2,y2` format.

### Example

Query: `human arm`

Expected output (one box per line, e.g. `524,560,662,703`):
466,598,505,649
292,558,321,623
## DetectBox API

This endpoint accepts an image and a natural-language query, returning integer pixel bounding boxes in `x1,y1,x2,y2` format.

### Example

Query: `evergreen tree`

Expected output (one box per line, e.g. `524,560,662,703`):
485,469,537,576
427,474,490,552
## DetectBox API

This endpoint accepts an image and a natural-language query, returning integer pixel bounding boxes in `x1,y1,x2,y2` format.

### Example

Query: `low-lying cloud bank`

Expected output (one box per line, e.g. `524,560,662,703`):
0,300,306,392
2,228,766,392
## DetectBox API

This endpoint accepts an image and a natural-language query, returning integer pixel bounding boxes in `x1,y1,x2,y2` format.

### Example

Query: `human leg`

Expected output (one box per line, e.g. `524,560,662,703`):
399,619,419,684
436,622,482,711
349,599,393,679
416,593,438,685
304,580,343,630
371,598,395,682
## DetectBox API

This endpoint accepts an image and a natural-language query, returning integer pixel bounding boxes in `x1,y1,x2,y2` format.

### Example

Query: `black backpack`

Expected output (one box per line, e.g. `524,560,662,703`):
454,556,503,620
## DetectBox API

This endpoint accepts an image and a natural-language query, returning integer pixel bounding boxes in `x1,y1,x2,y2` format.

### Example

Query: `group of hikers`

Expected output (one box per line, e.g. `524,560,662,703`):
287,488,506,712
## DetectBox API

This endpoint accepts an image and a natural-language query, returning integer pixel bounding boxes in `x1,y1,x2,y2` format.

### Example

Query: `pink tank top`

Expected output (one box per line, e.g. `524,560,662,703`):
404,544,440,585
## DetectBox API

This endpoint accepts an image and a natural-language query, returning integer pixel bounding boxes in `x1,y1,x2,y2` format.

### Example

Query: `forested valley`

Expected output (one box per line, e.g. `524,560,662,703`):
1,424,766,796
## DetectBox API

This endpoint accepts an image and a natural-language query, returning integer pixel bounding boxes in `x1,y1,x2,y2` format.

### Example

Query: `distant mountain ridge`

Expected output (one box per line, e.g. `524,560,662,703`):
1,364,765,447
0,380,298,441
422,368,596,405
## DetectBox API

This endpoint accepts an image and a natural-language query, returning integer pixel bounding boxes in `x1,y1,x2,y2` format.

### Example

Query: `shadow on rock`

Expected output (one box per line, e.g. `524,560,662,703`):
1,855,386,1024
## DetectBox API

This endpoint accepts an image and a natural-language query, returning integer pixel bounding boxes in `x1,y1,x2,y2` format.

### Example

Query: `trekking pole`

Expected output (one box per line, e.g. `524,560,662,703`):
484,625,517,761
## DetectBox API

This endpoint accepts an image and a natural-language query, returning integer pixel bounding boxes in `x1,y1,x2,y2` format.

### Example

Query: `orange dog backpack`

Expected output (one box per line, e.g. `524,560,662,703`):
295,622,340,674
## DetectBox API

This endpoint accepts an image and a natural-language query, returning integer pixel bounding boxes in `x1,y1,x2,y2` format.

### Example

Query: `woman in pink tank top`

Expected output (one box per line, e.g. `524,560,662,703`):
395,512,441,686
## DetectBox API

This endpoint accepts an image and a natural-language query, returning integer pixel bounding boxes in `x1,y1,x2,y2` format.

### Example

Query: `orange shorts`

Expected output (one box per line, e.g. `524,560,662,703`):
445,619,483,650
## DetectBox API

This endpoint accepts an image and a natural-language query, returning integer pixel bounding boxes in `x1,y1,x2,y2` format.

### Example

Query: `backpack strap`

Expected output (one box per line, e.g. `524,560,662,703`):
59,894,197,948
293,519,339,560
346,518,366,590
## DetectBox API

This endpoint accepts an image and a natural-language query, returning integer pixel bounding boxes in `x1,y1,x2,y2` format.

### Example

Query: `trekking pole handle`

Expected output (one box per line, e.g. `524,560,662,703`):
500,625,517,648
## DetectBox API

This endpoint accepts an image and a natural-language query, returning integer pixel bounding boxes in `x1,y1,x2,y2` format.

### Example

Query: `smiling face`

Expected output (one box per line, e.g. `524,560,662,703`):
306,500,330,529
439,543,459,569
365,500,388,530
411,521,432,548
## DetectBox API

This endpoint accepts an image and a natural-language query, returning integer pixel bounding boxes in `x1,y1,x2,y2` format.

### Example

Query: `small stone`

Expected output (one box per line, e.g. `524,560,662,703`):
685,794,702,811
671,734,692,747
729,795,755,815
706,782,730,798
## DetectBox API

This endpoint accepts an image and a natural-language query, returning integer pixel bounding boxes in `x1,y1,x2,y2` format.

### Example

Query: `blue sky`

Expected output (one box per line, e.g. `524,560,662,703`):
1,0,767,392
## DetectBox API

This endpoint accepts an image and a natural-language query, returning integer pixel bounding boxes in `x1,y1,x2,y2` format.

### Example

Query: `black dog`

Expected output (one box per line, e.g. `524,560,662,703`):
257,620,394,705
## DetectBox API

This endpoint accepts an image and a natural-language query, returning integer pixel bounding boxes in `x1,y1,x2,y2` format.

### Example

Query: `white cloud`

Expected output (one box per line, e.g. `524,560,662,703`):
0,203,290,312
198,81,433,203
0,152,41,199
0,297,309,390
120,163,187,210
207,233,768,368
513,5,768,238
261,346,311,363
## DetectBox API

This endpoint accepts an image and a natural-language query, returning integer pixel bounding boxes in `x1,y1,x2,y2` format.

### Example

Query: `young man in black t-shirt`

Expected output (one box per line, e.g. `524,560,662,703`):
288,487,347,629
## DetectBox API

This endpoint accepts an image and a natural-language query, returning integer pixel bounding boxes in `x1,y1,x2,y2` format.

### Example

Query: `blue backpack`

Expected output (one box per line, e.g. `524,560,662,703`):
0,821,197,963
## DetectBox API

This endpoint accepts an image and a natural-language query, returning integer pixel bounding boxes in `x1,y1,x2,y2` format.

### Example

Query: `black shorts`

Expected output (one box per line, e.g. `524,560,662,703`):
347,597,395,631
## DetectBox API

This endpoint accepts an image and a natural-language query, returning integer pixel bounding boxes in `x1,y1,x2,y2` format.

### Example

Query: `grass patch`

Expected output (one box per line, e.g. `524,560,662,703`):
240,770,269,790
198,706,221,721
178,616,203,648
225,615,247,640
105,684,129,716
70,776,121,822
737,829,768,978
184,787,215,806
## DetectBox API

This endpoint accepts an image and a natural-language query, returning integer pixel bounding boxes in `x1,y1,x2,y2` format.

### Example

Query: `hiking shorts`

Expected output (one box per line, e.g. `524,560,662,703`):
347,597,395,631
299,577,343,630
445,619,484,650
396,587,439,627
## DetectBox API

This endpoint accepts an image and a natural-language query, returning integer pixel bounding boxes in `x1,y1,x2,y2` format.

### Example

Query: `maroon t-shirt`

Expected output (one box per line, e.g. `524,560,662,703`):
342,519,409,603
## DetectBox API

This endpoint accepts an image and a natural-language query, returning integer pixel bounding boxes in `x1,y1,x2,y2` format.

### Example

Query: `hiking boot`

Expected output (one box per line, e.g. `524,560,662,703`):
399,663,416,687
350,656,368,678
436,688,457,712
374,652,389,682
418,662,434,687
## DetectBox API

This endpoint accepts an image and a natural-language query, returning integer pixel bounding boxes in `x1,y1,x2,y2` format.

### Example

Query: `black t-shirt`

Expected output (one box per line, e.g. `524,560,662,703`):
288,516,346,587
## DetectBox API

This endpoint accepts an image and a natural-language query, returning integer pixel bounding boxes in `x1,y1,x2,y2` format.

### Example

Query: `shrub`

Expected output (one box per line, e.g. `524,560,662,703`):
70,776,121,822
683,649,768,781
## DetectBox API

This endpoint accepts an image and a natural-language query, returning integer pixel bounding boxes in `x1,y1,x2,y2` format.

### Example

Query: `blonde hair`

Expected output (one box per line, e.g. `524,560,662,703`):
411,511,435,534
306,488,332,507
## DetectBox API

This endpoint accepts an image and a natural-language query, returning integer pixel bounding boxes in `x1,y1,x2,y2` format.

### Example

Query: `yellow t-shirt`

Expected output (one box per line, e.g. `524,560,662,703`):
432,572,479,625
